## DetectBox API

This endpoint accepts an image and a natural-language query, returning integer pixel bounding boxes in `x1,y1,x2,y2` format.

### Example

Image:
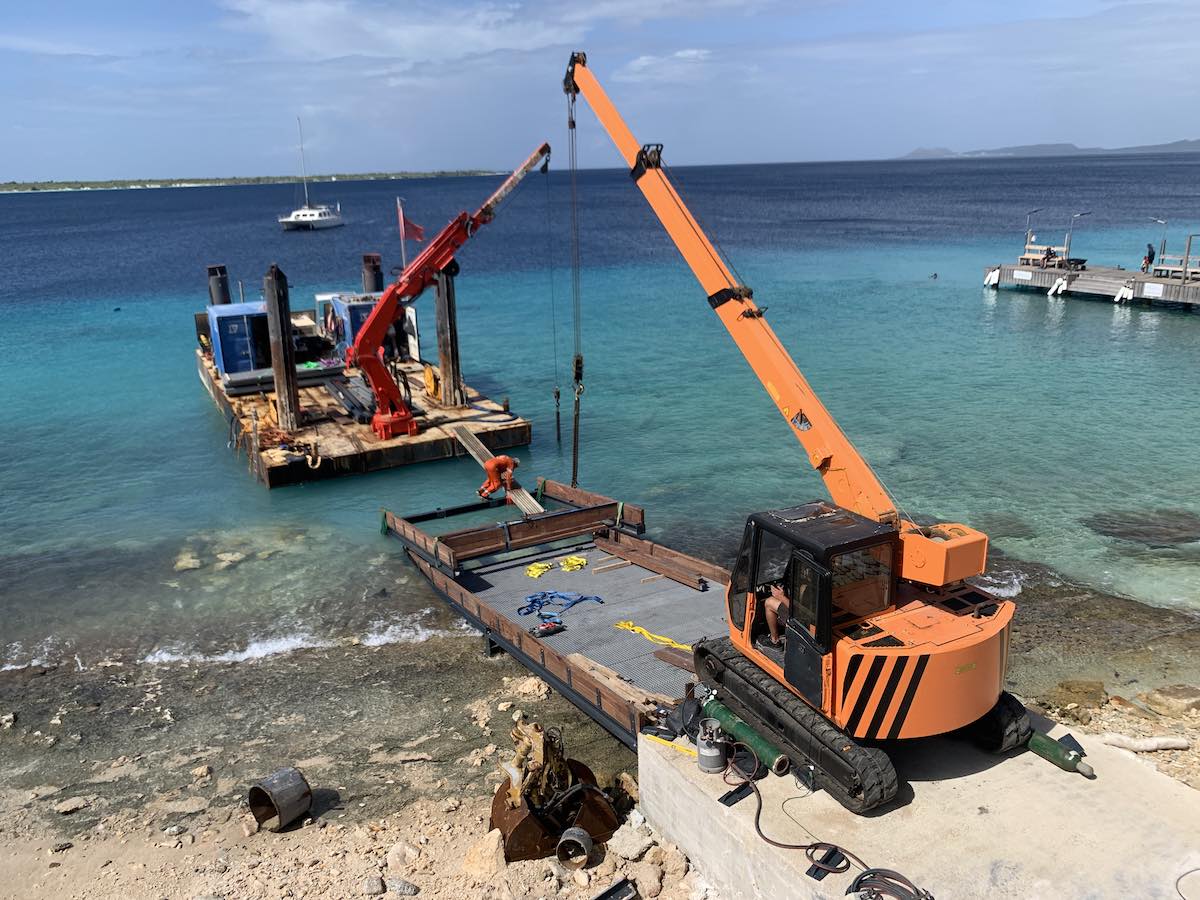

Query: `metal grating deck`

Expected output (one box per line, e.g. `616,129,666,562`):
460,543,727,699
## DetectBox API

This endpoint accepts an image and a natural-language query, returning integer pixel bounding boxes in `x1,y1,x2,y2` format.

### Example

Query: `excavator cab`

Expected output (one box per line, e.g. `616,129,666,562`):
728,502,898,709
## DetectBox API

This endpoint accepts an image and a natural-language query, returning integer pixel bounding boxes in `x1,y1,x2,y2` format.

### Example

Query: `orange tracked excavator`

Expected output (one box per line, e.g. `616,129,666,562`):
563,53,1030,813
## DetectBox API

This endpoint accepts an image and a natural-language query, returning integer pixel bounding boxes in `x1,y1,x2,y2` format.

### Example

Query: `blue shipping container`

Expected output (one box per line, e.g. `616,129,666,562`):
207,302,270,376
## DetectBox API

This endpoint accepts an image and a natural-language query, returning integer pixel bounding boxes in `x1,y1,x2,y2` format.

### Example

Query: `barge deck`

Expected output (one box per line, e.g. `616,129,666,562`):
198,349,530,488
384,479,730,746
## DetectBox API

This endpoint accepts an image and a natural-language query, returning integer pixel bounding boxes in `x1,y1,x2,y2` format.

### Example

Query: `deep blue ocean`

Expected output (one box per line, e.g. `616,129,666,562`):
2,154,1198,668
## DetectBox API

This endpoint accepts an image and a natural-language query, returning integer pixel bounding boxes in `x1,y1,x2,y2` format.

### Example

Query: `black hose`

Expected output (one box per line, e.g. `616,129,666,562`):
848,868,936,900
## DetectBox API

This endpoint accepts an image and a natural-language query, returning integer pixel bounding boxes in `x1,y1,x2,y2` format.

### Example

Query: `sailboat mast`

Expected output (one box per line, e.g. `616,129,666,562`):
297,117,310,208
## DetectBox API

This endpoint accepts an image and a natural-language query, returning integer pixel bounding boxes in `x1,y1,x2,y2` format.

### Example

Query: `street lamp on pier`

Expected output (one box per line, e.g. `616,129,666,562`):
1065,211,1090,268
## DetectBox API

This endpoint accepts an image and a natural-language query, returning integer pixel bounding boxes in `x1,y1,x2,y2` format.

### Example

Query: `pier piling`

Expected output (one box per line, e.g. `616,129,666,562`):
361,253,384,293
207,264,231,305
434,266,466,407
264,264,301,432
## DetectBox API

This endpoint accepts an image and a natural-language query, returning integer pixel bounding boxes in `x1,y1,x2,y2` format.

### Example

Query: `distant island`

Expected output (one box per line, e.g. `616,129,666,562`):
900,139,1200,160
0,170,496,194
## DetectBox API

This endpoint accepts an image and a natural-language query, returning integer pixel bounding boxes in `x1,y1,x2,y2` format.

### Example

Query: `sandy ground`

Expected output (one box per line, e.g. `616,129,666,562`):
1,556,1197,899
0,637,642,899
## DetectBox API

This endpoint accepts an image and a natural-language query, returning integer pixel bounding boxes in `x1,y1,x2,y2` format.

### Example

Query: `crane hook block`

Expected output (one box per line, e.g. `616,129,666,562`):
631,144,664,182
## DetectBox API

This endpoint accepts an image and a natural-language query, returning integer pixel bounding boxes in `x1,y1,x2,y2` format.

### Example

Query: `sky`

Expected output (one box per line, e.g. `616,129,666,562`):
2,0,1199,180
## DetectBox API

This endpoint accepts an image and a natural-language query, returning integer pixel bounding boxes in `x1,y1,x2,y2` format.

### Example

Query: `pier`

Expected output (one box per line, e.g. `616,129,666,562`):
639,723,1200,899
986,232,1200,307
986,261,1200,307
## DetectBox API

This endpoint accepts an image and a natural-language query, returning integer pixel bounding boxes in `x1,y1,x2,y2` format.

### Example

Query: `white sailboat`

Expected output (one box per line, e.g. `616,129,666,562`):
278,118,344,231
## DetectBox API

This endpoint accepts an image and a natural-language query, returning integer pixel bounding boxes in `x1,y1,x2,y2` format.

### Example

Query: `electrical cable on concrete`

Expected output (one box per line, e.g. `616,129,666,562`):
722,741,934,900
1178,866,1200,900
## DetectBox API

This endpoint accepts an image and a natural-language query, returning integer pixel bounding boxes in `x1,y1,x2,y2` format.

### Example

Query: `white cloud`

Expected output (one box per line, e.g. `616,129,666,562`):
614,47,718,83
557,0,765,25
0,34,106,57
220,0,583,62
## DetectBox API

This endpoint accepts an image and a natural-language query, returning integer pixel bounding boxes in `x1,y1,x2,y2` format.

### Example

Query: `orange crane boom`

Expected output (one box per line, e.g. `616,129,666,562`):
563,53,987,586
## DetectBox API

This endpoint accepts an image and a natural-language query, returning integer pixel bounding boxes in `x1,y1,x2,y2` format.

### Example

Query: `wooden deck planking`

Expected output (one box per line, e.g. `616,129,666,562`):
197,351,531,488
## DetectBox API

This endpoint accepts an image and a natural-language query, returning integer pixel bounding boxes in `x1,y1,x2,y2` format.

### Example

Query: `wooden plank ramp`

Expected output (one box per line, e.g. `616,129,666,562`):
447,424,544,516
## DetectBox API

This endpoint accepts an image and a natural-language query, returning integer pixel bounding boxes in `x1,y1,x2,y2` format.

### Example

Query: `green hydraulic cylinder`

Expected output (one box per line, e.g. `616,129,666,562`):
1027,730,1096,778
701,696,791,776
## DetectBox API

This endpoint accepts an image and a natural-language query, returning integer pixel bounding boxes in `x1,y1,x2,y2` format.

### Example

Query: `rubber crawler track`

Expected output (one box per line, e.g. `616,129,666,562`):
966,690,1032,753
695,637,899,814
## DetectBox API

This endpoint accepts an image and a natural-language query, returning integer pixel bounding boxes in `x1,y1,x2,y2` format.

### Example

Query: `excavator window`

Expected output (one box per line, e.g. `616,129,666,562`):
727,526,753,630
830,543,894,618
787,552,821,638
755,529,793,588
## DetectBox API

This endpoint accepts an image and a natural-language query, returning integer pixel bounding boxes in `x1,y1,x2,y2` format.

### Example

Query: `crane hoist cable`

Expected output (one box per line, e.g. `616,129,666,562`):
542,160,562,444
567,89,585,487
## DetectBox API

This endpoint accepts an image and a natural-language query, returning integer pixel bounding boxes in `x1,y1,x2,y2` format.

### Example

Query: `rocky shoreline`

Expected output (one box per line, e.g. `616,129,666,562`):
1,553,1197,898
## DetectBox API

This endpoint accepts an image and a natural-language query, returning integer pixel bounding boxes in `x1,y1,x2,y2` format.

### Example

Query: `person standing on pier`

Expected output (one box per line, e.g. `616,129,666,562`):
478,455,519,499
1142,242,1156,273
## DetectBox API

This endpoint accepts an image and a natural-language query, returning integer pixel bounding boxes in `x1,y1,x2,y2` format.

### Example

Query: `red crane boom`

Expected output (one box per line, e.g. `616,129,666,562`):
349,142,551,439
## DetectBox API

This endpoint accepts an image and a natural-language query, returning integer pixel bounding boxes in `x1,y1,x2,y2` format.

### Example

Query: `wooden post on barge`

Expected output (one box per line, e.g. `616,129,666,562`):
263,264,300,433
434,264,466,407
361,253,384,293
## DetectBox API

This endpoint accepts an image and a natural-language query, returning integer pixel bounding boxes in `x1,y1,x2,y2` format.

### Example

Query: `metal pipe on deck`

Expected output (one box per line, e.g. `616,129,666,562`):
207,264,231,305
361,253,384,293
263,264,300,432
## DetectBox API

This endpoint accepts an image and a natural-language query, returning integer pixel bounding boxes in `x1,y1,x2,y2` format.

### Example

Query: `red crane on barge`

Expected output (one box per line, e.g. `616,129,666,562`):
348,142,551,439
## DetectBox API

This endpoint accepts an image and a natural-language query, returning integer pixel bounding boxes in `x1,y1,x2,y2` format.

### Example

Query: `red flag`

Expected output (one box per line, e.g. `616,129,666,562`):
396,198,425,242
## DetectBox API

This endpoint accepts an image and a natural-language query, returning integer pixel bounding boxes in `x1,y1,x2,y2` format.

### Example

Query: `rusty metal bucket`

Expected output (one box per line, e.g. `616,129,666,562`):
490,758,618,863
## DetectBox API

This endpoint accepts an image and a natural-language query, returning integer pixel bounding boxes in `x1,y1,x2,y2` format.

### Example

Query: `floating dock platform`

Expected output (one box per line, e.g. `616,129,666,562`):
384,478,730,746
986,262,1200,307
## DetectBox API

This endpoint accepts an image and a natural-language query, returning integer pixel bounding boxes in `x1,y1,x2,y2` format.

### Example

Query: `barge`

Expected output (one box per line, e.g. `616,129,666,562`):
194,256,531,488
383,478,730,747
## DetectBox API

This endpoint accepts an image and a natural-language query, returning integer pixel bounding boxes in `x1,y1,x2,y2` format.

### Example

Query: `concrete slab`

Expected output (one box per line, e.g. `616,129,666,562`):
639,720,1200,899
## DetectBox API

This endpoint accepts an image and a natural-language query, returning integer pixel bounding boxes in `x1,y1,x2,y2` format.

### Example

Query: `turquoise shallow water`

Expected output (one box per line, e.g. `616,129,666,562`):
1,157,1198,667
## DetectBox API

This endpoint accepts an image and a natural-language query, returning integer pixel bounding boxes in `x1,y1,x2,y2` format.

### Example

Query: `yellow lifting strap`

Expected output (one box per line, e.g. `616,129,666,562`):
613,620,692,652
526,561,554,578
559,555,588,572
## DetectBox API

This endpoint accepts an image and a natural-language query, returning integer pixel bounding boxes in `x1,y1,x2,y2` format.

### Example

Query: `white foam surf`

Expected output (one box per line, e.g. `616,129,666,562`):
141,632,334,665
969,569,1026,598
139,612,471,665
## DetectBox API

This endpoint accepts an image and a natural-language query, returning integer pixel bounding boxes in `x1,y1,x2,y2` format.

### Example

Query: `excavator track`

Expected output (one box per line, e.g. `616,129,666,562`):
964,690,1032,754
694,637,898,814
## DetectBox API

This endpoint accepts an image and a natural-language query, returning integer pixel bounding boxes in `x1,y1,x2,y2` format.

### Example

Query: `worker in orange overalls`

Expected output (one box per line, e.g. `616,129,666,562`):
478,455,519,499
